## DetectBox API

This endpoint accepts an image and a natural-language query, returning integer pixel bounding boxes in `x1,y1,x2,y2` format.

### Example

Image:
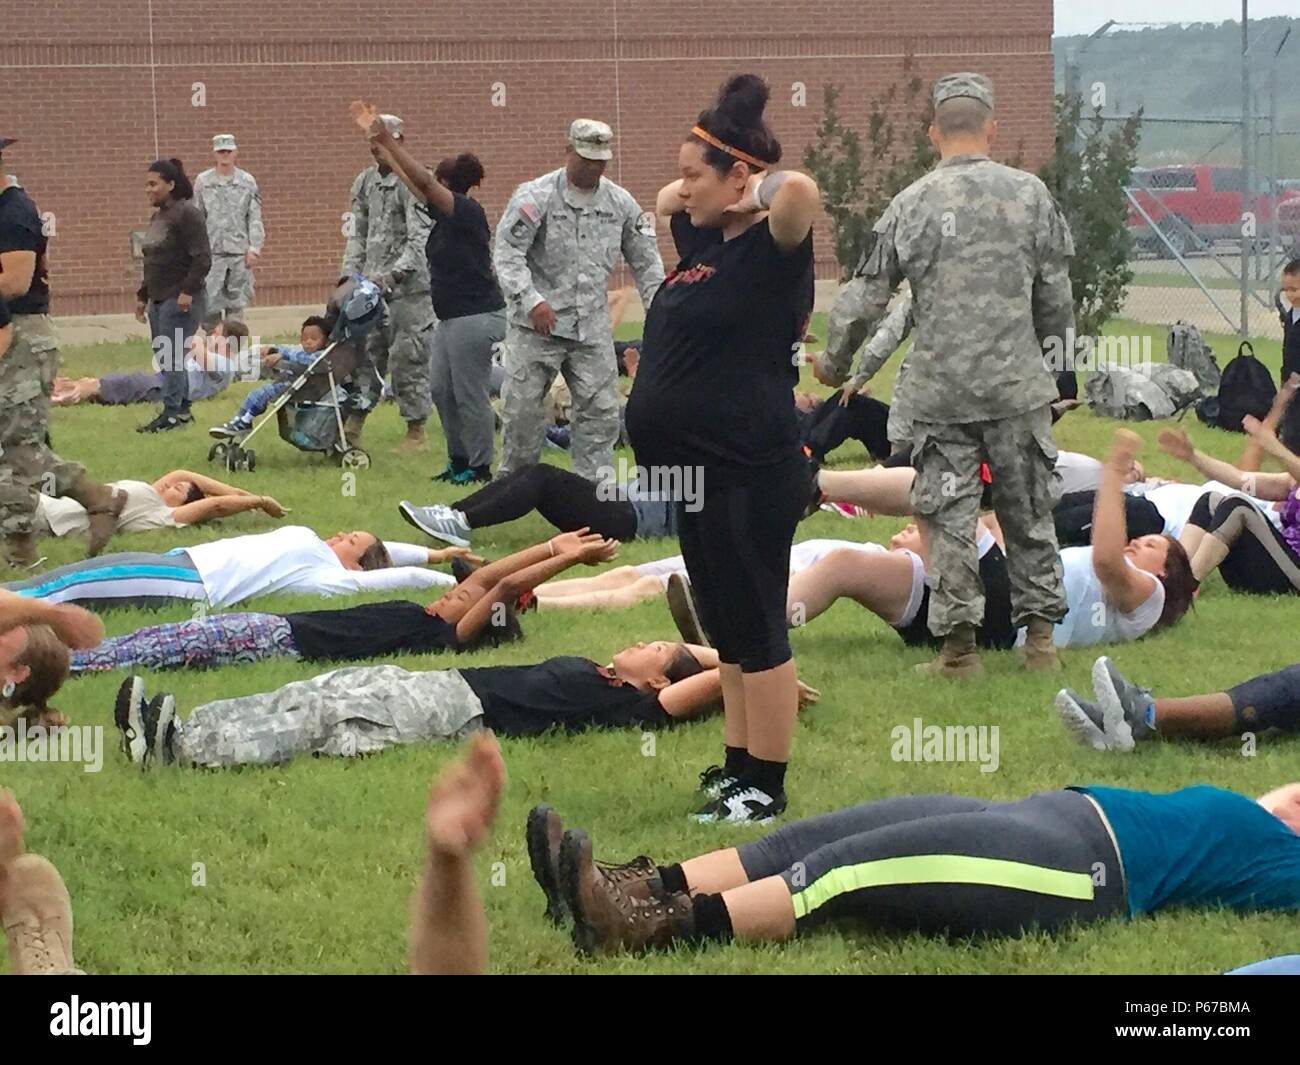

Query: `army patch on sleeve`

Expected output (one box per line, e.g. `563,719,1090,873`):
635,211,656,237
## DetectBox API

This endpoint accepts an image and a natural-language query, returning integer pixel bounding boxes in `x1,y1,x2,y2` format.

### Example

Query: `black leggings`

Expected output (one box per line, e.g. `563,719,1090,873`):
800,392,891,462
1228,663,1300,732
736,789,1124,938
677,457,807,672
894,545,1017,650
1053,490,1166,547
1188,492,1300,595
452,463,638,542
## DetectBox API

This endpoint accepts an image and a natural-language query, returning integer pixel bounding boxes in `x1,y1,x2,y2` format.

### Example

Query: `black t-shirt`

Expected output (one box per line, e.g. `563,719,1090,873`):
459,656,671,737
624,213,814,482
424,192,506,321
0,185,50,315
283,600,458,662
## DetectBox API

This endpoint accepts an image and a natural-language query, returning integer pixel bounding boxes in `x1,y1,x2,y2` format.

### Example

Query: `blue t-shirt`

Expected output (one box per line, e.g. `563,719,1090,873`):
1075,784,1300,917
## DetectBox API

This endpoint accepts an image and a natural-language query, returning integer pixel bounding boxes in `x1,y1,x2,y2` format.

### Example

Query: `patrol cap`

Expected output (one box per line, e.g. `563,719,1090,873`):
568,119,613,161
380,114,404,139
212,133,237,151
932,73,994,110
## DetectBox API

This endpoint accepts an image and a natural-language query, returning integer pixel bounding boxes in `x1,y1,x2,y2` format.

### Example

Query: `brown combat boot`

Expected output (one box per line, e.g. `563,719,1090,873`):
914,623,983,680
3,854,80,975
560,829,693,955
64,476,125,557
395,418,427,454
1023,617,1062,673
3,532,38,571
343,413,366,448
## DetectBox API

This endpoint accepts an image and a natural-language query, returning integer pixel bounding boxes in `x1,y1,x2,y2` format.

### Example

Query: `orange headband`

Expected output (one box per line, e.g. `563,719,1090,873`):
690,126,768,170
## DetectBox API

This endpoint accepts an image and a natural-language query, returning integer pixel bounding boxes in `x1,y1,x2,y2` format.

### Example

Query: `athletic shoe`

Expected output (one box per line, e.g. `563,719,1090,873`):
141,693,177,766
397,501,471,547
665,573,709,646
801,449,825,519
1091,656,1154,749
432,462,465,483
694,783,787,825
137,410,193,433
544,425,572,450
559,829,693,955
526,804,568,925
1054,689,1112,751
820,501,863,519
697,764,738,801
448,465,491,486
208,416,251,439
113,675,148,764
2,854,80,975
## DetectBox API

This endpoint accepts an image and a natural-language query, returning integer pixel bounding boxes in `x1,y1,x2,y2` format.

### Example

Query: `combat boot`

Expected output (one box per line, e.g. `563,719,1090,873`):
64,476,125,556
343,414,366,448
1023,617,1062,673
395,418,427,454
914,623,983,679
3,532,38,571
3,854,81,975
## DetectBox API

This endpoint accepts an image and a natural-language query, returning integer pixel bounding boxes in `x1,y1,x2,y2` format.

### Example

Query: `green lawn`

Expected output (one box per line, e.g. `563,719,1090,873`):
5,314,1299,974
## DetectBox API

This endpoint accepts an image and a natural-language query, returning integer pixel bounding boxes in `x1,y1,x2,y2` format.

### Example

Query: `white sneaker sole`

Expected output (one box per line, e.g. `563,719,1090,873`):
1053,689,1110,751
1091,657,1136,753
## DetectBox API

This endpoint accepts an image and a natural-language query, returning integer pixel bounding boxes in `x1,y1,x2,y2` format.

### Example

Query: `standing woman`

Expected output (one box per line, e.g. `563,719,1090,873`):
353,104,506,482
134,159,211,433
624,74,820,824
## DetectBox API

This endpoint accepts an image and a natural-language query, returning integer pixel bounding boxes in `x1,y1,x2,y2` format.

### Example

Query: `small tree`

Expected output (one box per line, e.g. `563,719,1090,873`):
1038,93,1143,337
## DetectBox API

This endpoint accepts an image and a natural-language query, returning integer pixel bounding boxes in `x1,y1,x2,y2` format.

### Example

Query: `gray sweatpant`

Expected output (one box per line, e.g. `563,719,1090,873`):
429,310,505,469
173,664,485,768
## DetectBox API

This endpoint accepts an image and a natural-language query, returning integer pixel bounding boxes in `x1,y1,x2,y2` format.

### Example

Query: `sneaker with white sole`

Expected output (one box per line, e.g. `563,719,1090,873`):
697,764,738,801
397,501,471,547
694,783,787,824
1054,689,1113,751
1091,656,1154,751
113,675,148,764
142,693,178,766
666,573,709,646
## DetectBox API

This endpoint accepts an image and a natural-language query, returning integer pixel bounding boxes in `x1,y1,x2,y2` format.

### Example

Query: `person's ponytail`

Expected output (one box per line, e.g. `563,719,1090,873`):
148,157,195,201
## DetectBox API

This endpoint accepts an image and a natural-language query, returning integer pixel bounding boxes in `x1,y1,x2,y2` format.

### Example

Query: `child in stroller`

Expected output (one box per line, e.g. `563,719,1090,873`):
206,276,385,473
208,315,333,439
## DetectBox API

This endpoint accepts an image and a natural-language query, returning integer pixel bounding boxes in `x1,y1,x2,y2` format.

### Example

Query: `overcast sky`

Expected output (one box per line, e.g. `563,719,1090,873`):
1055,0,1294,38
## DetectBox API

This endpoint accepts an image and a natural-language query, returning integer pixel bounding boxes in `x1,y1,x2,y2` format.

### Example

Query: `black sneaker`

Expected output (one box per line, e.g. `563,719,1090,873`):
137,410,193,434
800,449,824,519
113,675,148,764
697,763,738,800
694,782,787,825
432,461,468,483
140,693,177,766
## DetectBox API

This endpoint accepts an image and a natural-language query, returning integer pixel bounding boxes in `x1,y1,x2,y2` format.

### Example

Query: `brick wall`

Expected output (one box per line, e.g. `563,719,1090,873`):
0,1,1054,315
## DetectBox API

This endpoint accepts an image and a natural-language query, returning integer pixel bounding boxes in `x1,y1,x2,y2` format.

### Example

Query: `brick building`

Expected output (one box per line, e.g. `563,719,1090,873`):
0,1,1055,316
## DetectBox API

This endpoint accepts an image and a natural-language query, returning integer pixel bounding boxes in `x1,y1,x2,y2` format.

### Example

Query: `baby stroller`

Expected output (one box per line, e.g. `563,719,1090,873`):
207,276,385,473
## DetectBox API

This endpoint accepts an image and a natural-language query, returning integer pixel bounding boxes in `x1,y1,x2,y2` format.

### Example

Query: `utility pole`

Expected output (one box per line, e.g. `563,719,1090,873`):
1240,1,1251,337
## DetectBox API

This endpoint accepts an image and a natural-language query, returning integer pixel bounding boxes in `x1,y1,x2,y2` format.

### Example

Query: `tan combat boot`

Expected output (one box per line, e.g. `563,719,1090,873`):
1023,617,1062,673
343,414,366,448
64,476,125,557
3,532,38,571
914,623,983,679
395,418,427,454
3,854,81,975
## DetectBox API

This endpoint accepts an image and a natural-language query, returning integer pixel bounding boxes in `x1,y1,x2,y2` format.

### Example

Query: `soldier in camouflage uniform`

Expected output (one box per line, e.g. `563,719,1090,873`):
0,141,121,567
339,114,436,450
815,74,1075,678
494,120,664,483
193,133,264,328
823,286,916,453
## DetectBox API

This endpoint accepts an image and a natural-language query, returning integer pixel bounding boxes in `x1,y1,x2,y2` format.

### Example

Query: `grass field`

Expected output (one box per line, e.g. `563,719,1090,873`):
4,313,1299,975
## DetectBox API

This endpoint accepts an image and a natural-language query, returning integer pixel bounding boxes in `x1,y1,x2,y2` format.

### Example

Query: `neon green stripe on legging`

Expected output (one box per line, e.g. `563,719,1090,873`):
789,854,1094,920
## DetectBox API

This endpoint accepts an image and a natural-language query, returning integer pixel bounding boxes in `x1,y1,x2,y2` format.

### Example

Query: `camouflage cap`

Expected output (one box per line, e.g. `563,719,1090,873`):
568,119,613,161
932,73,994,110
380,114,404,139
212,133,237,151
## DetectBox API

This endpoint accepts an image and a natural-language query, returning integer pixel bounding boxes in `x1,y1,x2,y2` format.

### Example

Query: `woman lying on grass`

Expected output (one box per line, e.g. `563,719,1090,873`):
71,530,615,673
527,777,1300,955
0,588,103,729
112,635,818,770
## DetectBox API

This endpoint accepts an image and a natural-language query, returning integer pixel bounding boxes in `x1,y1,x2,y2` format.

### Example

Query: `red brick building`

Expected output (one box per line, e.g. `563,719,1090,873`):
0,1,1055,315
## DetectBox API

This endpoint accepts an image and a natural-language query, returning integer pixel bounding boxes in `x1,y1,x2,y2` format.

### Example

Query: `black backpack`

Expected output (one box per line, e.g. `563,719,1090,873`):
1199,341,1276,432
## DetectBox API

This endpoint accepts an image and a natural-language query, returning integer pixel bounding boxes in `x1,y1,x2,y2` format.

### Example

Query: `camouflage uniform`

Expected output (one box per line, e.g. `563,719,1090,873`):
825,285,916,450
172,664,484,768
494,168,663,482
340,164,436,424
833,76,1075,637
193,165,264,324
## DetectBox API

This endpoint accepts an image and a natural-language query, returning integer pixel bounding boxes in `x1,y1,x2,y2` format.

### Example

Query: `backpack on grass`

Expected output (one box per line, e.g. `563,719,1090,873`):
1198,341,1275,432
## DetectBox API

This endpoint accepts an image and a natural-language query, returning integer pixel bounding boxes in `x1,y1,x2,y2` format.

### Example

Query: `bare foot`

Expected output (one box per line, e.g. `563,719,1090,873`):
424,731,506,858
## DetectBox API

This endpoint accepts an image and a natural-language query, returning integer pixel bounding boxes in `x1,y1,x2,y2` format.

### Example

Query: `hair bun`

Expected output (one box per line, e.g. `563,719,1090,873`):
716,74,770,126
168,157,186,172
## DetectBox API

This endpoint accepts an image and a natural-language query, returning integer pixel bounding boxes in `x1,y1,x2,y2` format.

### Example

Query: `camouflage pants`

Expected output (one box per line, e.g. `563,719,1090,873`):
348,291,436,424
0,315,84,538
499,325,619,483
910,405,1066,636
203,254,254,323
174,664,485,768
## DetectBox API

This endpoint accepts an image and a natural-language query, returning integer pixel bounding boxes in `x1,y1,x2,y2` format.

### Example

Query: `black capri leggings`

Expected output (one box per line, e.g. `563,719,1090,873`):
451,463,638,542
1053,490,1166,547
736,789,1125,938
1188,492,1300,595
1228,663,1300,732
677,456,807,672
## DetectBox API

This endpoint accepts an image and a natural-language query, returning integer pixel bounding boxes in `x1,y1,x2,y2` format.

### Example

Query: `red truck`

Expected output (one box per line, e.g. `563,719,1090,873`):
1127,165,1300,255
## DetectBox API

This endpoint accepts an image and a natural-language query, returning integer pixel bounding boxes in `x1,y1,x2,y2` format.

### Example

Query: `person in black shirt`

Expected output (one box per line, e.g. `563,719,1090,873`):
355,108,507,483
134,158,212,434
624,74,821,825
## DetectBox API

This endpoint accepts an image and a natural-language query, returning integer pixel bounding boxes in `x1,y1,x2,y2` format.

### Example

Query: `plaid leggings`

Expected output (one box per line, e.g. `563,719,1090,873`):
71,612,300,673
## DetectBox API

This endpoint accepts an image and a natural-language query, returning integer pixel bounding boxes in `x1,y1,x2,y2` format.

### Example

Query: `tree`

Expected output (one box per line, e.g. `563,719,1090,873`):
1038,93,1143,337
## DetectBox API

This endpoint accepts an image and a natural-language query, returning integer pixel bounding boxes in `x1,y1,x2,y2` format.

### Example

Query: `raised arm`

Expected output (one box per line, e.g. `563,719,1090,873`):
0,589,103,649
156,469,255,499
655,179,686,223
169,493,281,527
1157,426,1293,500
1091,430,1158,614
1243,414,1300,489
753,170,820,252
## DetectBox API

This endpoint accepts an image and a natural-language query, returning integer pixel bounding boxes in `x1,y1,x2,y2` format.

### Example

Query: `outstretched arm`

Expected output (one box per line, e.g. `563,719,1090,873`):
1158,427,1293,500
1092,430,1158,614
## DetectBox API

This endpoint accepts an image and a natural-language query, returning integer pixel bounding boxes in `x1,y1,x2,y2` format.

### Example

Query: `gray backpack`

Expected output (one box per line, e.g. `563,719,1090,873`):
1167,321,1221,396
1085,362,1202,421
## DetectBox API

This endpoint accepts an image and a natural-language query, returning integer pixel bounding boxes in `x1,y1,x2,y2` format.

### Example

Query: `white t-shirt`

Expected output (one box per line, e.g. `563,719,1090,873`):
38,480,178,537
180,525,454,608
1056,451,1104,497
1015,547,1164,649
634,538,887,588
1125,479,1282,540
